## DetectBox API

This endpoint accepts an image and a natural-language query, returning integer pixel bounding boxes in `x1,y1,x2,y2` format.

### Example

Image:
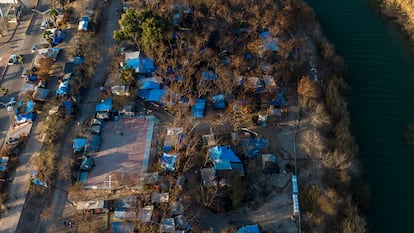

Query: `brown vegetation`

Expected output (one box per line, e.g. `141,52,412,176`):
379,0,414,40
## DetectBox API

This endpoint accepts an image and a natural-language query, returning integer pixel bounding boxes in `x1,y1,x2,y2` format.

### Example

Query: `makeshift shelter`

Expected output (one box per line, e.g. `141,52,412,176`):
80,156,94,171
241,138,270,157
169,201,184,216
151,192,169,203
139,77,162,90
212,94,225,109
56,80,69,97
31,170,47,187
78,16,90,31
160,217,175,233
237,224,261,233
25,100,35,112
161,153,177,172
138,205,154,223
112,222,134,233
202,69,218,81
138,89,167,103
15,112,35,125
124,51,155,74
191,99,206,118
95,98,112,120
208,146,244,175
22,83,35,93
32,88,49,101
60,99,74,115
174,214,191,231
164,127,185,152
0,157,9,172
258,31,279,52
73,138,87,153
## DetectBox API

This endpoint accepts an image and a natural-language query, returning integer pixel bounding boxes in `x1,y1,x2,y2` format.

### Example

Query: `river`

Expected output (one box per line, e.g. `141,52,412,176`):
304,0,414,232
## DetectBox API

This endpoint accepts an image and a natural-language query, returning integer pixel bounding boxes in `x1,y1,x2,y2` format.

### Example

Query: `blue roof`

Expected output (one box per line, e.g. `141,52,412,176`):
15,112,36,124
212,94,225,109
237,224,260,233
139,77,161,90
80,172,88,184
161,153,177,172
56,80,69,96
208,146,241,170
73,56,85,65
191,99,206,118
138,89,166,102
95,98,112,112
73,138,87,151
202,70,218,81
62,100,74,115
112,222,134,233
258,31,278,52
241,138,270,157
26,100,35,113
125,57,155,74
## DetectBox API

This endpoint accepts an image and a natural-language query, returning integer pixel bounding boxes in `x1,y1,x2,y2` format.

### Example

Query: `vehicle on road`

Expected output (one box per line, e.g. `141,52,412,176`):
40,19,48,30
8,54,17,65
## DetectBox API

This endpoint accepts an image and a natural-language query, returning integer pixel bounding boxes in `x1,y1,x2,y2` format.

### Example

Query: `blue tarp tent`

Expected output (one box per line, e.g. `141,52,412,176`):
269,93,287,107
95,98,112,112
26,100,35,113
79,172,88,184
112,222,134,233
192,99,206,118
73,56,85,65
259,31,279,52
202,70,218,81
212,94,225,109
241,138,270,157
31,170,47,187
15,112,36,124
161,153,177,172
73,138,87,153
61,100,74,115
208,146,242,170
56,80,69,97
78,17,89,31
237,224,261,233
125,57,155,74
139,77,161,90
138,89,166,103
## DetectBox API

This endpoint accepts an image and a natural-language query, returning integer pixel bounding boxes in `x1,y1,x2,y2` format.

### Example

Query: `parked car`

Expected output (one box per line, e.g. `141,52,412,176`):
40,19,47,29
8,54,17,65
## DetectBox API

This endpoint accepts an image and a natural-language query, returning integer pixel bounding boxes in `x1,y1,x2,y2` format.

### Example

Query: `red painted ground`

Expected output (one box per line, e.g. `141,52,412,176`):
85,117,150,189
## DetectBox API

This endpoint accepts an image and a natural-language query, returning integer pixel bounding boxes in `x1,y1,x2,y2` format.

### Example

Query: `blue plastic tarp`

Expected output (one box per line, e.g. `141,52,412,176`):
209,146,241,170
237,224,260,233
139,77,161,90
73,138,87,152
202,70,218,81
62,100,74,115
56,80,69,96
138,89,166,102
241,138,270,157
125,57,155,74
259,31,278,52
73,56,85,65
15,112,36,124
191,99,206,118
80,172,88,184
95,98,112,112
212,94,225,109
26,100,35,113
161,153,177,172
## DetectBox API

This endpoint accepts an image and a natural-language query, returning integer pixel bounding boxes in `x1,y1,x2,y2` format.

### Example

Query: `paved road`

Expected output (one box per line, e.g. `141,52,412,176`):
0,0,46,146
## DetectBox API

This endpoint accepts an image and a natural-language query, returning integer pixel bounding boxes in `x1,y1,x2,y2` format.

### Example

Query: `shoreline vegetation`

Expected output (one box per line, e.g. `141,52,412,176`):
374,0,414,41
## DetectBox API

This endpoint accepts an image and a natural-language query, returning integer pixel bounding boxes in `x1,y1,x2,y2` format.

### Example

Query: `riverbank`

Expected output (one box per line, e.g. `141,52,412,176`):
375,0,414,41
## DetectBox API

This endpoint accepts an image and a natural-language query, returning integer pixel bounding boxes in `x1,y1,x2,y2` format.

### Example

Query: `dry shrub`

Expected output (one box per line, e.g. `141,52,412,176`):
40,205,55,221
67,182,86,202
298,76,319,98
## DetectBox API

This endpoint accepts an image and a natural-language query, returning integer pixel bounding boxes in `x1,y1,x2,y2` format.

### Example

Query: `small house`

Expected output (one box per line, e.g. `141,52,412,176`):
208,146,244,175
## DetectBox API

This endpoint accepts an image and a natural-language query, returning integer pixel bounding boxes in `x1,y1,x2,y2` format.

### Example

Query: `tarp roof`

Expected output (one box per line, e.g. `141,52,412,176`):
111,222,134,233
208,146,241,170
56,80,69,96
241,138,270,157
15,112,35,124
138,89,166,102
61,100,74,115
212,94,225,109
33,88,49,101
95,98,112,112
138,205,153,223
125,56,155,74
73,138,87,151
237,224,261,233
191,99,206,118
26,100,35,113
202,70,218,81
161,153,177,172
139,77,161,90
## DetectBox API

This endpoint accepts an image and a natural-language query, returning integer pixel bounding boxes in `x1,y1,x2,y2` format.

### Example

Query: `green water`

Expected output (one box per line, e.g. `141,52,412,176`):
304,1,414,232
